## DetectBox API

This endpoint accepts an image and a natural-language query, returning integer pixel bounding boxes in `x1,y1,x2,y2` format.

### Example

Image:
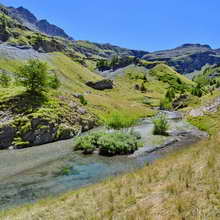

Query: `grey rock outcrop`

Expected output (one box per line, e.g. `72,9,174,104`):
36,19,70,40
86,79,114,90
0,115,96,149
143,44,220,74
7,6,73,40
0,124,16,149
74,41,148,59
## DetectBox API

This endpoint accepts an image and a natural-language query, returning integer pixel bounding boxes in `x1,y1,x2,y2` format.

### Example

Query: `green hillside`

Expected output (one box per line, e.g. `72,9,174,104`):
1,4,220,220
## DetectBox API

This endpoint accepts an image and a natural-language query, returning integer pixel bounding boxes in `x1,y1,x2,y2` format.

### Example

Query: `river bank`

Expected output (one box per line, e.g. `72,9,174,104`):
0,111,208,211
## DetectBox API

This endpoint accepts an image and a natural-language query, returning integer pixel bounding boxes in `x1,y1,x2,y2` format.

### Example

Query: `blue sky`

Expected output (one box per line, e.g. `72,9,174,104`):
1,0,220,51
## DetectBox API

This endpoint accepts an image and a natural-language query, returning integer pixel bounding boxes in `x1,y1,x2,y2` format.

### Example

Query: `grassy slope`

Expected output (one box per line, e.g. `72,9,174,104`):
0,52,196,124
149,64,194,86
1,55,219,219
49,54,192,120
1,113,220,219
0,9,195,122
48,53,155,119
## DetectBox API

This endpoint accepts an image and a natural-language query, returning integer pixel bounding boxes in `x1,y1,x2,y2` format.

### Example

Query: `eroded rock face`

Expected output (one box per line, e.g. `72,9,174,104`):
7,6,73,40
0,124,16,149
21,118,56,146
0,114,97,149
36,19,70,40
0,94,97,149
143,44,220,74
20,116,96,147
32,38,66,53
86,79,113,90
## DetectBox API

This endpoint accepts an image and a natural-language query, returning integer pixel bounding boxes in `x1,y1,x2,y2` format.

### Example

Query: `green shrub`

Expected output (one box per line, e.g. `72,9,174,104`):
156,73,188,92
153,114,169,136
103,111,137,129
74,131,143,156
74,132,104,154
48,73,60,89
160,98,172,110
79,95,88,105
98,132,142,156
191,84,203,97
0,72,11,88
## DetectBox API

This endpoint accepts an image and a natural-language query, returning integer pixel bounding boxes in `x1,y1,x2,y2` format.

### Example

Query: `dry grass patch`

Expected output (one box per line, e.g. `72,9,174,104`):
1,134,220,219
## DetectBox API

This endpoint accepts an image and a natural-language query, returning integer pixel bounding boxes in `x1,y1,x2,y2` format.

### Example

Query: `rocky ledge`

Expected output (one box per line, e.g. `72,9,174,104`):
0,97,97,150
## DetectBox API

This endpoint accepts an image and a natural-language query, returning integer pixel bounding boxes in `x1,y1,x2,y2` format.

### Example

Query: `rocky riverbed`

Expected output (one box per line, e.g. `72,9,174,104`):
0,111,208,210
189,96,220,117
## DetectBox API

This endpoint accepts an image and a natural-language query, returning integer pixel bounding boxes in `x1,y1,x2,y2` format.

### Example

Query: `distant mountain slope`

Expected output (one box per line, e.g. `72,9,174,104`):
75,40,148,58
6,6,73,40
1,3,220,75
0,3,148,60
143,44,220,74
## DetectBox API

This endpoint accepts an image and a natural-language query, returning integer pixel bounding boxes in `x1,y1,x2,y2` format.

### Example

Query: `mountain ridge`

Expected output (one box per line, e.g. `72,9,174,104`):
143,43,220,74
1,3,220,74
5,5,73,40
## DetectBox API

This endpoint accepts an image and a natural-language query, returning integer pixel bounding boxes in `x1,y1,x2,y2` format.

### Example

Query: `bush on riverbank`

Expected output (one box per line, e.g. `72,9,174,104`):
74,131,143,156
153,114,169,135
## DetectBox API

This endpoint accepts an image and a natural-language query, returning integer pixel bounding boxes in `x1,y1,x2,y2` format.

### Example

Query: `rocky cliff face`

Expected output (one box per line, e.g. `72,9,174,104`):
2,4,220,75
7,6,73,40
142,44,220,74
36,19,70,39
74,41,148,58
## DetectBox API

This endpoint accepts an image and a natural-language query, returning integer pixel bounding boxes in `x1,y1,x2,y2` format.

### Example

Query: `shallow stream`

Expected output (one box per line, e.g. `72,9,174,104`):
0,111,206,210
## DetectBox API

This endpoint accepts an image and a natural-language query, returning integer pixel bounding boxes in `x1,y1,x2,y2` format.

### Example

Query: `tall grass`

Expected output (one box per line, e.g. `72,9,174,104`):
153,113,169,135
102,111,137,129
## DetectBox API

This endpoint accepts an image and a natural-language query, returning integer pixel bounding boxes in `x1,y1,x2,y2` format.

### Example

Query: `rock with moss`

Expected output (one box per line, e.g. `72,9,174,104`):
0,123,16,149
55,124,75,140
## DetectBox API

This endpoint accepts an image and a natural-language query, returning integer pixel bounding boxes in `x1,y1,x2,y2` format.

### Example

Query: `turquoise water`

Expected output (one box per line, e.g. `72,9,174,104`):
0,112,204,210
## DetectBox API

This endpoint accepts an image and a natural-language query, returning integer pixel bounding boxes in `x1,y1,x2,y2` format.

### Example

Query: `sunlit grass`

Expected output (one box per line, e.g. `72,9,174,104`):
1,129,220,219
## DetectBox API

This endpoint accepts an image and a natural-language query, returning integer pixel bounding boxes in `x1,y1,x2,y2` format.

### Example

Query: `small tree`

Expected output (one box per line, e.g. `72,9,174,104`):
16,59,55,95
79,95,88,105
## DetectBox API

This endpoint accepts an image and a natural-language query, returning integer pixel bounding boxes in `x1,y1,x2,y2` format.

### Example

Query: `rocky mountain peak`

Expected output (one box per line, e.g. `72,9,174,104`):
36,19,71,39
15,6,38,24
6,5,73,40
